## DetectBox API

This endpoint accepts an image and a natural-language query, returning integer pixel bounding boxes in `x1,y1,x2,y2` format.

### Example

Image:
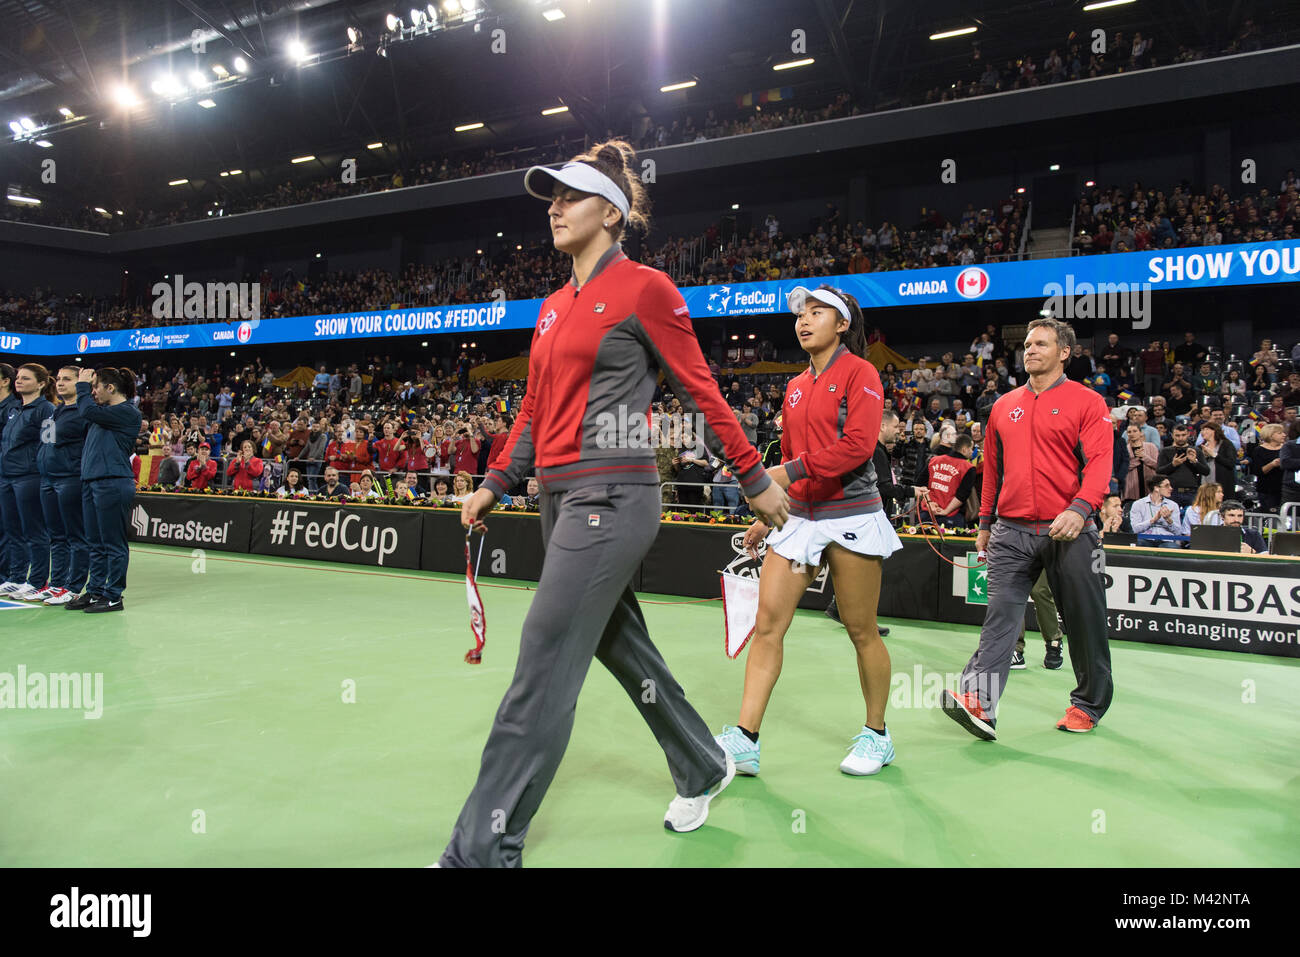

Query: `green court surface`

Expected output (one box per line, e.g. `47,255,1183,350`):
1,544,1295,868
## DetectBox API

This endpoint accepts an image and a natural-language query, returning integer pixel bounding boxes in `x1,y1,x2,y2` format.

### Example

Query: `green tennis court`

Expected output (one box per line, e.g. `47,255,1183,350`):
1,543,1295,867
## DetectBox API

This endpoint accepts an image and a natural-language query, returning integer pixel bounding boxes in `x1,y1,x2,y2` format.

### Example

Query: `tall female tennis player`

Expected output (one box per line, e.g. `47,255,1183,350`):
715,285,902,777
435,140,789,867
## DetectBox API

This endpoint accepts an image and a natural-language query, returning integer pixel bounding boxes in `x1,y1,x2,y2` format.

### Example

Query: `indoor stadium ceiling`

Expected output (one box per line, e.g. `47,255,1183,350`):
0,0,1280,209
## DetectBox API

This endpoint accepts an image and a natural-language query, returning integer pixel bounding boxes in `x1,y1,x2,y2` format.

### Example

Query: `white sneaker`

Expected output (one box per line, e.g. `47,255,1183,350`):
664,753,735,833
0,581,21,595
30,587,55,602
10,584,42,601
840,727,895,776
43,588,73,605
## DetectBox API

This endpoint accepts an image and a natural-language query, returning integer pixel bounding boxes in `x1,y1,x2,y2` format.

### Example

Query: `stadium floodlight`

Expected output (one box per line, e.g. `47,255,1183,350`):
543,8,565,22
291,155,316,163
731,203,739,210
541,105,569,115
34,139,52,147
94,207,108,215
454,121,484,131
367,141,384,149
116,210,124,215
1016,186,1026,194
496,231,503,237
929,26,978,40
19,117,36,130
1085,180,1096,187
443,0,461,14
772,57,814,70
1050,164,1060,171
386,13,401,31
7,194,41,205
1083,0,1136,10
463,0,478,10
212,64,229,78
219,171,229,177
409,8,424,27
7,121,21,135
288,39,309,62
198,99,216,109
660,80,696,92
58,106,73,117
111,84,141,107
233,56,249,74
169,178,189,186
189,70,209,89
347,27,361,44
228,169,242,175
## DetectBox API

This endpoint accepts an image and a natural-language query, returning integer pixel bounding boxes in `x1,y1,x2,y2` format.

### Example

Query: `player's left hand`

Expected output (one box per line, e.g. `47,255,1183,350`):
1048,509,1086,542
78,367,95,383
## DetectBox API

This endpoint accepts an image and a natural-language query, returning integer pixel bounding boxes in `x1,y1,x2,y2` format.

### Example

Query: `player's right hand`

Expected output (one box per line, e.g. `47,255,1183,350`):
743,520,770,558
975,528,990,557
461,487,496,532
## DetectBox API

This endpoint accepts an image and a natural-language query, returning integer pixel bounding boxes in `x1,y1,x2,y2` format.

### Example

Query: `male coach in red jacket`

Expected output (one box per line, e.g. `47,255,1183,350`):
943,316,1113,739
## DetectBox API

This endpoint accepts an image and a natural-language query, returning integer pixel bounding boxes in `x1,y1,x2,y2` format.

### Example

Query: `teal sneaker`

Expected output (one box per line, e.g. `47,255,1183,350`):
714,725,760,776
840,726,894,775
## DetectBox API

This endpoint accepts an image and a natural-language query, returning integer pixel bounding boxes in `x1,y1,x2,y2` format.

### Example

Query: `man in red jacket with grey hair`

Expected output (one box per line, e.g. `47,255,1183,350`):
943,316,1114,740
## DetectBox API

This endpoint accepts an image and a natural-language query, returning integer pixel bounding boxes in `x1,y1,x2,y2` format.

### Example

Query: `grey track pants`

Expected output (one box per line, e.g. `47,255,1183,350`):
438,483,727,867
960,521,1113,722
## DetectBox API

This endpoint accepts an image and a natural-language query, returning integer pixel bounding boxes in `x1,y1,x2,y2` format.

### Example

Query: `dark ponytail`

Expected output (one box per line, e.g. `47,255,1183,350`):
817,284,868,359
572,139,652,236
95,366,137,399
0,363,14,396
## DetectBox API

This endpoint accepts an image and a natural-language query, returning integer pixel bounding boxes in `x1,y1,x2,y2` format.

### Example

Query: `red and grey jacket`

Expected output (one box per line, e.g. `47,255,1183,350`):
483,243,769,499
979,374,1113,533
780,343,885,520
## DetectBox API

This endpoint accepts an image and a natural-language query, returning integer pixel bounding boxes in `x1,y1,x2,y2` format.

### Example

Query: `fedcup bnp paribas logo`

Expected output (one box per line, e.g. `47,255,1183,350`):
595,407,708,449
151,274,260,327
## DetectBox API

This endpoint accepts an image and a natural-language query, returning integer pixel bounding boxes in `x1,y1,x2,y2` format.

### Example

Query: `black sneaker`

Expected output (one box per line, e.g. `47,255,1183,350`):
65,592,100,610
1009,650,1027,670
878,625,890,637
85,598,124,613
824,597,841,623
1044,640,1063,670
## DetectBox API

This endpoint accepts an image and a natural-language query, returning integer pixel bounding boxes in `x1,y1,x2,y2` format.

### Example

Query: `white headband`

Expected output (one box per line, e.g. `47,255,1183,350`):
787,285,851,323
524,161,631,224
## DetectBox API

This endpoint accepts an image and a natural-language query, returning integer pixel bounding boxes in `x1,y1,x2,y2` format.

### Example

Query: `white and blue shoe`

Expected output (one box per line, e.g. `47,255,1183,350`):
840,726,894,776
714,725,760,776
664,753,735,832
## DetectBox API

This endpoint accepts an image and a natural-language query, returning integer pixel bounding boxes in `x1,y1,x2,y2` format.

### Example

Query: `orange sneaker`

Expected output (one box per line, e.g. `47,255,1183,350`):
942,689,997,741
1056,706,1096,733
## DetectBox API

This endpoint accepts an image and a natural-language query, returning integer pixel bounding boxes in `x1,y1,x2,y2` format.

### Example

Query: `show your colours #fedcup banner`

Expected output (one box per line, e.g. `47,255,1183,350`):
2,239,1297,358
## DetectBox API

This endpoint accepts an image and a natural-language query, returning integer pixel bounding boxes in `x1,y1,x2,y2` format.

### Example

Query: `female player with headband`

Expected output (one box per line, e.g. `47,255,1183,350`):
435,139,790,868
714,284,903,777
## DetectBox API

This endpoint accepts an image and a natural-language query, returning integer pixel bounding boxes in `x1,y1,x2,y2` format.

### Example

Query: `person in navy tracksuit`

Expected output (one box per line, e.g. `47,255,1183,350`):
0,363,19,591
37,365,89,605
0,363,56,600
69,366,142,613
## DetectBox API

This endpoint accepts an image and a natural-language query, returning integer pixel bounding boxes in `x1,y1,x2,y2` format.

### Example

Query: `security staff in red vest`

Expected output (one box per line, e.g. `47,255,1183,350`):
922,433,978,528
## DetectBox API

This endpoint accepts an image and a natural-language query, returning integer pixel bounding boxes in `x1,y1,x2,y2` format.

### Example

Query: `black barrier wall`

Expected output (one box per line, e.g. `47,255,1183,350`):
127,494,1300,658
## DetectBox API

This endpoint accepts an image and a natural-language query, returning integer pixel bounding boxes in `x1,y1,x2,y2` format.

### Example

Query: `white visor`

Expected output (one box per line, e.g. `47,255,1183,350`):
787,285,851,323
524,161,631,224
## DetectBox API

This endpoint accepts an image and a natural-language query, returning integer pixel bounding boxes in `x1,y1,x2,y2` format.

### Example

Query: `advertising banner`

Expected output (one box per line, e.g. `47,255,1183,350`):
128,493,252,553
250,500,423,569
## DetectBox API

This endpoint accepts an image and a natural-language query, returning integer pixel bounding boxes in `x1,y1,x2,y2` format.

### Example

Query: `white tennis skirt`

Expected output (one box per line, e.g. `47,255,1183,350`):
767,511,903,568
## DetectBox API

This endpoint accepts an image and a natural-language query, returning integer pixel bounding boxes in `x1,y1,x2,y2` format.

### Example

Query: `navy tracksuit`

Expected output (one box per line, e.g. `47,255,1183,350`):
0,394,55,587
76,383,142,602
0,392,17,582
37,402,88,593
